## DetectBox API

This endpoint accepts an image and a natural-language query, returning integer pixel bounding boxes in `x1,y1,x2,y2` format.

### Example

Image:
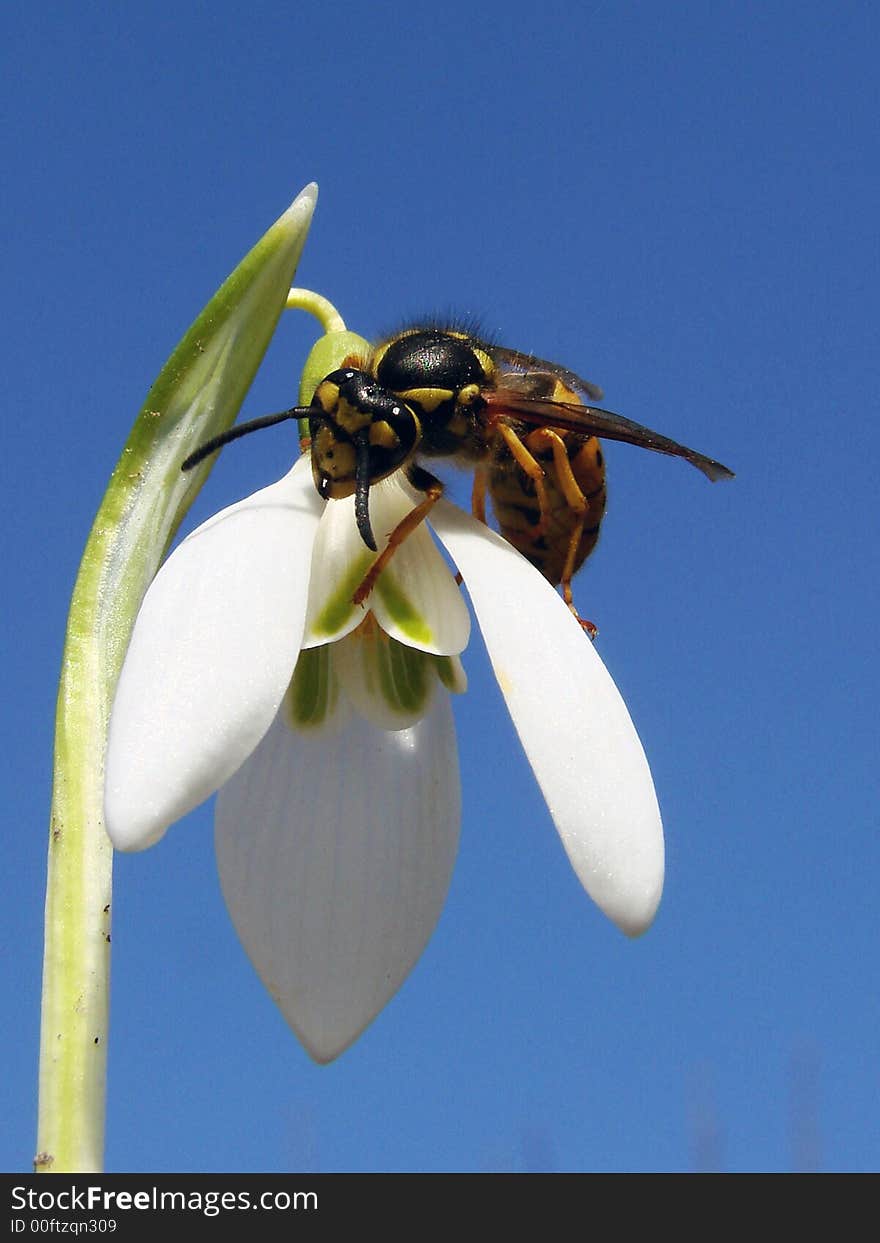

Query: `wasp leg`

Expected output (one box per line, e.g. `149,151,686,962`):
526,427,598,640
458,468,490,587
559,522,598,639
495,423,551,535
352,469,446,606
471,467,488,525
525,427,587,514
560,515,586,609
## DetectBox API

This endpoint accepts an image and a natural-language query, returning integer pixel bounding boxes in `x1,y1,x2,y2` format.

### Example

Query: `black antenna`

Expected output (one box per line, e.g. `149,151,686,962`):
181,407,311,472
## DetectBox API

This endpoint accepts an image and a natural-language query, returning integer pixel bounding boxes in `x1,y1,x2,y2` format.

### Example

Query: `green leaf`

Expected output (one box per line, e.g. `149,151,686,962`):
36,185,317,1174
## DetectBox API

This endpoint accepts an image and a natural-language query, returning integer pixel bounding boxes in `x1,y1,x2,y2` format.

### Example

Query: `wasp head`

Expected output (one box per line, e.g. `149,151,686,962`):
309,368,422,551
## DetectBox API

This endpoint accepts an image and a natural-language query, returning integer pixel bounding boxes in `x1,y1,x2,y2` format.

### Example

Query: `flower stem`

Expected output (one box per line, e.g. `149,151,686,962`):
35,186,317,1172
286,287,347,333
36,534,118,1172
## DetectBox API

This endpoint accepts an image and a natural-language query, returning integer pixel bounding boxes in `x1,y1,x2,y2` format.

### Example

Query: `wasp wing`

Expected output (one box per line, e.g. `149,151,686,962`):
490,346,605,402
486,391,734,482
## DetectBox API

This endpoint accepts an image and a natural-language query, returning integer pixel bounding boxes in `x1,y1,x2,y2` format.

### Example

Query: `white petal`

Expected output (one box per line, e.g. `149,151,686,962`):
431,500,664,936
333,626,439,730
300,489,374,646
215,692,460,1062
105,457,321,851
367,480,470,655
302,474,470,656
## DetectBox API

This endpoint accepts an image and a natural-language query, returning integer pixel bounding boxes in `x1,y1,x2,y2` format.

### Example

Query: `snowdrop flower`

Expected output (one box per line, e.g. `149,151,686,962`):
106,453,663,1062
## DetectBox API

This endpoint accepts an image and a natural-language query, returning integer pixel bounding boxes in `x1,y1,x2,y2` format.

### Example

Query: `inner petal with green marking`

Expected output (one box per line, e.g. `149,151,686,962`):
288,615,466,734
301,470,471,658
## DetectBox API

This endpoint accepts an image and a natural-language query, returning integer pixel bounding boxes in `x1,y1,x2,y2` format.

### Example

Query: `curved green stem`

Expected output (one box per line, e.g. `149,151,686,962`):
36,186,317,1173
286,287,347,333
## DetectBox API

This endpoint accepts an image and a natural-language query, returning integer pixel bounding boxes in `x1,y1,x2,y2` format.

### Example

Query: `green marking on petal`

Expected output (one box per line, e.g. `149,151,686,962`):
433,654,467,694
380,636,430,713
332,623,443,727
288,646,338,728
374,571,434,646
309,551,375,638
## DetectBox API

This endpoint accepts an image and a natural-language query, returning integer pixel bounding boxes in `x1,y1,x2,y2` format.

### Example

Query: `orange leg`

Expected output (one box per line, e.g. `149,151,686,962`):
525,427,588,516
561,517,586,610
495,423,551,534
352,478,445,606
557,519,598,638
576,615,599,640
471,467,488,524
465,469,488,585
524,428,597,639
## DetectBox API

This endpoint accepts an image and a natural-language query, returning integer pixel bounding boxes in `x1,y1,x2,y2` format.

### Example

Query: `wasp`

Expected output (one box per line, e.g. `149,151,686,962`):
182,325,733,610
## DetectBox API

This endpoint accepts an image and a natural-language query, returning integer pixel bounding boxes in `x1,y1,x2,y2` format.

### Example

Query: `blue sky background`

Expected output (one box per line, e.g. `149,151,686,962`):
3,1,878,1172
